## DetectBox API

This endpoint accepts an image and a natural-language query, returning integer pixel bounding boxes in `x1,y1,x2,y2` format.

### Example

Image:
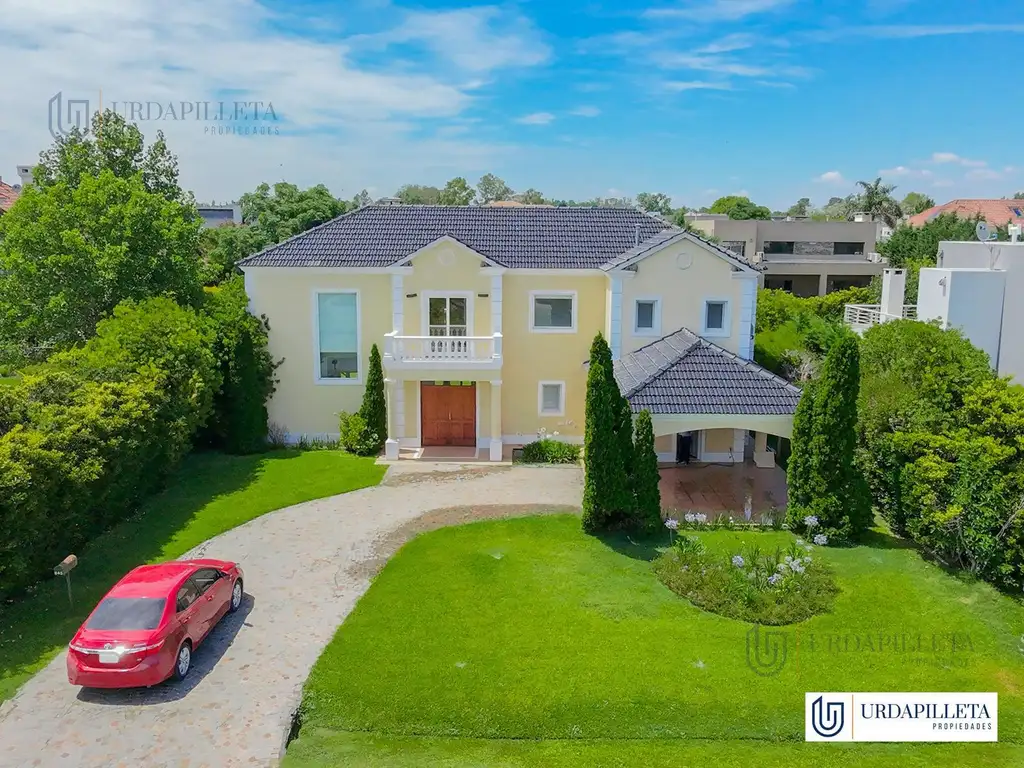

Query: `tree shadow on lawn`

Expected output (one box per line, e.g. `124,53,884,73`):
0,449,308,701
594,530,669,562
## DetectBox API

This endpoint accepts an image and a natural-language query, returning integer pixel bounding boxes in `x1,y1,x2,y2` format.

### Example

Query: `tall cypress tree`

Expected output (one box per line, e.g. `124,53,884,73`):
358,343,387,452
632,409,662,531
787,333,871,542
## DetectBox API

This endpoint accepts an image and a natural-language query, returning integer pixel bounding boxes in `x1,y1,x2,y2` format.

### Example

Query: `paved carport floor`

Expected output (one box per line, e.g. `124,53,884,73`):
0,466,582,768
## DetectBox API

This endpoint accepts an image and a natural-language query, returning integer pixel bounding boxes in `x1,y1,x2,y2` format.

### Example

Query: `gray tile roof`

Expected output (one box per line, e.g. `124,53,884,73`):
239,204,673,269
614,328,801,415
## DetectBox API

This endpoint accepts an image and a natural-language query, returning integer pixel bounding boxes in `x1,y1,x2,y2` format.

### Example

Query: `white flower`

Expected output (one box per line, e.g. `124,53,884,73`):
776,563,787,573
684,513,695,523
804,516,819,529
790,560,805,574
784,555,793,563
552,431,560,437
803,555,812,563
813,534,828,546
768,573,783,586
731,555,745,568
665,518,680,531
693,659,706,669
796,538,805,546
695,513,708,523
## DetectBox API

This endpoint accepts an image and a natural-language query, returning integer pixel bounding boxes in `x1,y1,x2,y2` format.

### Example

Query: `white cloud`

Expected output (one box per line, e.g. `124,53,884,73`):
966,167,1003,181
930,152,987,168
815,171,846,184
879,166,933,178
808,23,1024,42
755,80,797,89
695,33,757,54
570,106,601,117
645,0,797,21
664,80,734,92
515,112,555,125
0,0,543,201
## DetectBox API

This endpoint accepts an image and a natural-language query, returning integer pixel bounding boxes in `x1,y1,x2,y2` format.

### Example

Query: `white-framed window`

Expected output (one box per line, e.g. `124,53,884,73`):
314,290,361,384
633,297,661,336
530,291,577,333
702,298,731,338
538,381,566,416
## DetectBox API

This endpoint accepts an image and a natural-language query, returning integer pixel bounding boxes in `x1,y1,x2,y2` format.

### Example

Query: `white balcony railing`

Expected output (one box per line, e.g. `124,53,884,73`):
383,332,503,369
843,304,917,328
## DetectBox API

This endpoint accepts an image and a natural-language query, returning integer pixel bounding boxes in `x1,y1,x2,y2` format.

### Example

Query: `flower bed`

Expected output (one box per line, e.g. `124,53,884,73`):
653,531,839,625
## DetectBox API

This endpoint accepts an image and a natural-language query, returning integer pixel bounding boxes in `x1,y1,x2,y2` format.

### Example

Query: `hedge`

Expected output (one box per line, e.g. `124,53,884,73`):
0,298,222,598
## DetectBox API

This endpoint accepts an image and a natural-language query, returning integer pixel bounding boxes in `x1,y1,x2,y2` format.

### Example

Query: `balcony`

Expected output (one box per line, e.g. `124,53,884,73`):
843,304,917,333
382,332,503,372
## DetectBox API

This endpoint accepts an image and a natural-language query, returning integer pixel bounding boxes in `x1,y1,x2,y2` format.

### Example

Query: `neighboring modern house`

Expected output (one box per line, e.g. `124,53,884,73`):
239,205,800,465
907,199,1024,229
687,214,883,297
846,237,1024,383
197,203,242,228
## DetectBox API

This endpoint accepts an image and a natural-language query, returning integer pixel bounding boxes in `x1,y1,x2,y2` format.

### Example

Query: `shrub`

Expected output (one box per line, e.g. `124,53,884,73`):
653,536,839,625
787,333,871,543
338,412,381,457
517,437,581,464
357,344,387,455
632,410,662,531
200,278,278,454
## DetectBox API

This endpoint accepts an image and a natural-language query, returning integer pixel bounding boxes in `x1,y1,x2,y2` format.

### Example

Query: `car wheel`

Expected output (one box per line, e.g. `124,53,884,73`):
172,641,192,682
229,579,244,613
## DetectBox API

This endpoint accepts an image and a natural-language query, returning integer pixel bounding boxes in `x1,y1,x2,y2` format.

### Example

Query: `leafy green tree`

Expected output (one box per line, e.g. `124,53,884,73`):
855,177,902,228
357,343,387,454
395,184,441,205
240,182,347,245
34,110,184,202
351,189,373,208
439,177,476,206
1013,192,1024,200
709,195,771,220
637,192,673,216
787,332,871,542
199,223,267,284
477,173,514,203
582,333,632,531
785,197,811,217
879,213,979,302
900,191,935,216
632,410,662,530
517,188,547,204
0,171,203,352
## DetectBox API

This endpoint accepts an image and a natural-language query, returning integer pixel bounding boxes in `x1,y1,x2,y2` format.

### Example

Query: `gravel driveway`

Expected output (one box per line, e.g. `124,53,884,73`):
0,465,582,768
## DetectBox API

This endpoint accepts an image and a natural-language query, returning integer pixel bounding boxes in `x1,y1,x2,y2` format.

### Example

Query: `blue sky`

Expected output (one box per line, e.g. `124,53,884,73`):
1,0,1021,208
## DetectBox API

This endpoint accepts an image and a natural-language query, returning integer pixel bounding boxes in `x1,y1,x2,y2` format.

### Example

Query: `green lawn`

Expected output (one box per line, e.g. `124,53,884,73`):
287,514,1024,766
0,449,385,702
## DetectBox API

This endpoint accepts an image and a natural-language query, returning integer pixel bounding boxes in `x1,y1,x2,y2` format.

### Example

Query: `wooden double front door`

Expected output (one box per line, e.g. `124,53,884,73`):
421,383,477,447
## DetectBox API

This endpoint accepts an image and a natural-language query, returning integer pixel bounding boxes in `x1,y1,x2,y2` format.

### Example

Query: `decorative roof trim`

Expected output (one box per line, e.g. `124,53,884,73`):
398,234,504,268
601,227,758,274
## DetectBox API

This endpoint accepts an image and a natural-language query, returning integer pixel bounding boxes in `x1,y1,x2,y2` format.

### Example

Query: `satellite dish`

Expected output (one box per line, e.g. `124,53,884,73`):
975,221,991,242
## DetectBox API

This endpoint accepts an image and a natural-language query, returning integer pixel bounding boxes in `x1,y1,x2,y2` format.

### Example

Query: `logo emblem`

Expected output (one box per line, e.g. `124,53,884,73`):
810,695,845,738
48,91,93,140
745,624,787,676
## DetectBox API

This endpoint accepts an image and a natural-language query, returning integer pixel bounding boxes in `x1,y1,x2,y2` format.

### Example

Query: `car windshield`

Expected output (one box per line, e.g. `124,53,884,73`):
85,597,167,630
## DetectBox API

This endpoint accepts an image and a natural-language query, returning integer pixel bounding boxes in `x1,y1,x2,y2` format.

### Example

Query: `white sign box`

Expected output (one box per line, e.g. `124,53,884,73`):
805,692,997,742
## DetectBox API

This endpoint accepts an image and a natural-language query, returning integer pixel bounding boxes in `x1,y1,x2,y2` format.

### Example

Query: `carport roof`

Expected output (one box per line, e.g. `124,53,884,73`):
613,328,802,415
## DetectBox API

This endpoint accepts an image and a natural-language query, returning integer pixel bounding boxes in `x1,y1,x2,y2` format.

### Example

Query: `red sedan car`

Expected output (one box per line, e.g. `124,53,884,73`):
67,559,244,689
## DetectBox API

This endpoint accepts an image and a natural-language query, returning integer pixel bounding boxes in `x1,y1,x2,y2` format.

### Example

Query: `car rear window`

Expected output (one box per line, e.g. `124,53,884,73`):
85,598,167,630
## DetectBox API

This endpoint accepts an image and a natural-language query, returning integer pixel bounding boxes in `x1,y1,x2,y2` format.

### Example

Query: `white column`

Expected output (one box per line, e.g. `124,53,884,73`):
732,429,746,464
489,380,502,461
384,377,401,460
391,273,404,334
817,272,829,297
753,431,775,468
609,274,623,360
490,273,503,335
737,275,756,361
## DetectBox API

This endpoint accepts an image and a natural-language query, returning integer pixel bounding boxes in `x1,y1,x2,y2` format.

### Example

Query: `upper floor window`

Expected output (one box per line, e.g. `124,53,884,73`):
634,298,661,336
316,292,359,382
722,240,746,257
530,291,577,333
702,299,730,338
763,241,795,255
427,295,469,337
833,241,866,256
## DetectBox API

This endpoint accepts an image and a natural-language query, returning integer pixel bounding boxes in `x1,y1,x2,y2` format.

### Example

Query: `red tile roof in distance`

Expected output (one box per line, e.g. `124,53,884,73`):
908,198,1024,228
0,180,19,212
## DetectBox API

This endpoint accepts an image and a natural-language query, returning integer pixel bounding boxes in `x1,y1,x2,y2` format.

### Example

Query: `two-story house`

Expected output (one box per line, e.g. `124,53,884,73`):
240,205,800,466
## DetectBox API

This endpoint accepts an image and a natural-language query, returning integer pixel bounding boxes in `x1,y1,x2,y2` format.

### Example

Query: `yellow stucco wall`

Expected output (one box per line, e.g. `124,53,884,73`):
620,238,745,356
245,270,391,437
655,434,675,453
403,239,492,337
703,428,735,453
500,273,605,442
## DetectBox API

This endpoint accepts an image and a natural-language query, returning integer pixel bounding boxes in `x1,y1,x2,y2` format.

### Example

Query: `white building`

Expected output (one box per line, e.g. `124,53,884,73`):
845,237,1024,383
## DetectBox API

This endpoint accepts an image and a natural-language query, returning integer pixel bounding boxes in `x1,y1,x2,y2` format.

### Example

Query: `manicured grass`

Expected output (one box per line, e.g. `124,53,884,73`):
0,449,385,702
288,514,1024,766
